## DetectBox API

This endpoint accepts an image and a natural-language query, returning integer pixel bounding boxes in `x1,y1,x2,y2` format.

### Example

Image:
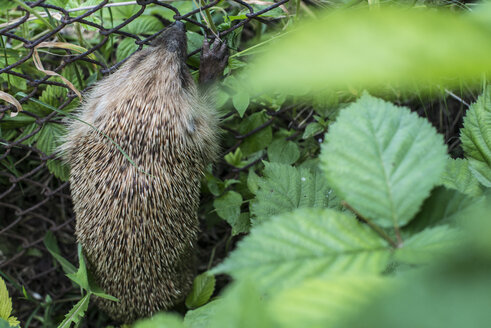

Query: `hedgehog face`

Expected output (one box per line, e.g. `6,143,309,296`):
153,21,187,60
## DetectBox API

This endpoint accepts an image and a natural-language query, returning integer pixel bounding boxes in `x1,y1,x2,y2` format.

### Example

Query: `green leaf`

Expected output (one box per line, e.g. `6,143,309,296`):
44,231,77,274
395,226,463,265
440,158,482,196
267,139,300,165
212,208,390,292
124,15,163,35
251,162,332,222
269,276,388,328
185,273,216,309
406,187,480,233
0,277,19,327
247,8,491,94
66,244,118,302
302,122,325,139
206,281,276,328
238,111,272,156
232,91,250,117
57,293,90,328
460,87,491,187
213,191,249,235
134,313,184,328
184,300,223,328
116,38,139,63
321,93,447,228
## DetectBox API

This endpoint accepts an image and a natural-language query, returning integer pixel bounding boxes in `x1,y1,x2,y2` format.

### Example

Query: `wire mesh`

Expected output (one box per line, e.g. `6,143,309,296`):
0,0,291,323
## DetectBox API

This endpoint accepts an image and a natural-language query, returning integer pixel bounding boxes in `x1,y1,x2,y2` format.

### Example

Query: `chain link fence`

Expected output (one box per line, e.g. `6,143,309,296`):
0,0,292,323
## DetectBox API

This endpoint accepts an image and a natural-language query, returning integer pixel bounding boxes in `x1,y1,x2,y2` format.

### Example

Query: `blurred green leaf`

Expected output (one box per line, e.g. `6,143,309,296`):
395,226,463,265
269,276,388,328
185,273,216,309
321,93,447,228
133,313,184,328
247,8,491,94
212,208,390,292
460,87,491,187
238,111,272,156
206,281,276,328
184,300,222,328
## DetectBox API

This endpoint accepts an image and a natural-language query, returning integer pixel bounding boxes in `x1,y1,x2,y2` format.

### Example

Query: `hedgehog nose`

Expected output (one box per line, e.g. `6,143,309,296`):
173,21,185,31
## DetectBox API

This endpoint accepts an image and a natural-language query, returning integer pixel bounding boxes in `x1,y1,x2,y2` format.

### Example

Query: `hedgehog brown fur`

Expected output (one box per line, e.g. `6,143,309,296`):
62,22,223,323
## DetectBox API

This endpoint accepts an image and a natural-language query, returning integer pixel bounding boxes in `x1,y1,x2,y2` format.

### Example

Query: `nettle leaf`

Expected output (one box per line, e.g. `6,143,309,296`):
212,208,390,292
406,187,481,233
460,88,491,187
269,276,388,328
441,158,482,196
267,139,300,165
57,293,90,328
116,38,139,63
35,122,70,181
134,313,184,328
185,273,216,309
250,162,332,222
395,226,463,265
321,93,447,228
213,191,250,235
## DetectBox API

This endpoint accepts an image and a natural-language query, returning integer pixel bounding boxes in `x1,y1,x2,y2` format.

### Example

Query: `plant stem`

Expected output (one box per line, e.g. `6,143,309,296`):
342,201,398,248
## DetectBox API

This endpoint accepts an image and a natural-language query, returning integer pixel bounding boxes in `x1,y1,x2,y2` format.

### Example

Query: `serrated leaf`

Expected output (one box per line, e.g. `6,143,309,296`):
406,186,479,233
44,231,77,274
0,278,19,327
321,93,447,228
232,91,250,117
57,293,90,328
395,226,463,265
185,273,216,309
116,38,139,63
267,139,300,165
134,313,184,328
440,158,482,196
212,208,390,292
269,276,388,328
460,87,491,187
251,162,332,222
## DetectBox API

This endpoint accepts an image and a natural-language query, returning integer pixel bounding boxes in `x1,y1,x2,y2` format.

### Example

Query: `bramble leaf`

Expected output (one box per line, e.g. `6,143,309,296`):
460,87,491,187
321,93,447,228
251,162,332,222
212,208,390,292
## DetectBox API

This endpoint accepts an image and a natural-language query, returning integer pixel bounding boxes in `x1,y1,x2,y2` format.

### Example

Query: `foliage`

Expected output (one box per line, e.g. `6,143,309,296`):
0,278,19,327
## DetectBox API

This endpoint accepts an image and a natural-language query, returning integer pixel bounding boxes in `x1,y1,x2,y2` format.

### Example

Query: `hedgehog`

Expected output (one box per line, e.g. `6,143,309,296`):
61,21,228,323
